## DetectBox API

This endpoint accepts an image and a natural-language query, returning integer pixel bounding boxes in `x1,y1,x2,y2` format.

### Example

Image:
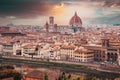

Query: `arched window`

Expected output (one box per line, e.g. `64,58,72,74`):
111,53,114,62
107,53,110,61
114,53,118,61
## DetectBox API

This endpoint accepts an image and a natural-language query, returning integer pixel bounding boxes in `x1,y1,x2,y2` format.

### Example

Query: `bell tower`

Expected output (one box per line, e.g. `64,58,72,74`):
49,16,54,32
45,22,49,33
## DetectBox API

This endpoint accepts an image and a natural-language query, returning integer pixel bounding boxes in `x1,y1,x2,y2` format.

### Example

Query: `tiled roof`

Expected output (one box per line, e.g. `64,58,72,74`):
61,45,76,49
22,44,36,49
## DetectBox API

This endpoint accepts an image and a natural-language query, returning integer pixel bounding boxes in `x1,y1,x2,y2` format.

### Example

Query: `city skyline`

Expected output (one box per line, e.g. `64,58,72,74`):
0,1,120,80
0,0,120,26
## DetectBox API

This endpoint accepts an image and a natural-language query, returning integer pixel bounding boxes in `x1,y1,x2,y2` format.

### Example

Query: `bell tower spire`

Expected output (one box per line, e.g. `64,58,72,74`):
45,21,49,33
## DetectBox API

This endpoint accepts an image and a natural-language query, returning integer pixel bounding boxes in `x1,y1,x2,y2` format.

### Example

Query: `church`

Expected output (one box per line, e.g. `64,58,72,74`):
44,12,85,34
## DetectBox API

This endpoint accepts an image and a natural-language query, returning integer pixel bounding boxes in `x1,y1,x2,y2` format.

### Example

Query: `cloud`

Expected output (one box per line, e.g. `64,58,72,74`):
0,0,119,18
89,13,120,24
0,0,119,25
0,0,59,18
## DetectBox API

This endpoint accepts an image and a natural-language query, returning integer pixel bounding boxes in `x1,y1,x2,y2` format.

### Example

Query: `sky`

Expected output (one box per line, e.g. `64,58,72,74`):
0,0,120,26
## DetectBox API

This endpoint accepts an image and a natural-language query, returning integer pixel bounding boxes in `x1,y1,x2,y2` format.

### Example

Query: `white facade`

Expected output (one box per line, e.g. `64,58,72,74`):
13,42,21,55
60,45,76,60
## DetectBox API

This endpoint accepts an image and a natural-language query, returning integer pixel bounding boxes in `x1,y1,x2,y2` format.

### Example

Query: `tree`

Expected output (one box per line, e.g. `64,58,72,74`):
0,66,22,80
68,74,71,80
92,77,100,80
13,73,22,80
77,77,80,80
44,72,48,80
61,72,67,80
77,77,84,80
58,75,62,80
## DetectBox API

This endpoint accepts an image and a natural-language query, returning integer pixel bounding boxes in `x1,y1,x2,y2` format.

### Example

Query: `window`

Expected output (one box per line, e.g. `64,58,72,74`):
24,49,29,53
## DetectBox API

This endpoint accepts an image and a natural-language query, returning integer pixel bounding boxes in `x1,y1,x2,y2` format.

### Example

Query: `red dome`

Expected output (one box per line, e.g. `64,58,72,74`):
69,12,82,25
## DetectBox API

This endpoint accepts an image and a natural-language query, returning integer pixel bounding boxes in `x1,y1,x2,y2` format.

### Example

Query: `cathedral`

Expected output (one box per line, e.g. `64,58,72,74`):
44,12,85,33
69,12,85,33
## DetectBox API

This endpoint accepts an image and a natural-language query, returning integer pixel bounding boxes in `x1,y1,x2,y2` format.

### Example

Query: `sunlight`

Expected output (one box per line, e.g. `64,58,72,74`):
54,3,64,9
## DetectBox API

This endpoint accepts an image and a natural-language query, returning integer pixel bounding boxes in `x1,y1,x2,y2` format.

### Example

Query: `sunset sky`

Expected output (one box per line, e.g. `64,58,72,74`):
0,0,120,26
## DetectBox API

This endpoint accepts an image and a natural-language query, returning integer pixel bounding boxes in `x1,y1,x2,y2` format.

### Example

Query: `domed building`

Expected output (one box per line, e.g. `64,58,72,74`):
69,12,82,26
44,12,85,34
69,12,84,33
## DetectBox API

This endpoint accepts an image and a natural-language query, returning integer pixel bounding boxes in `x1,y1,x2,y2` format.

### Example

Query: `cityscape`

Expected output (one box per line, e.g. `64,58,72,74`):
0,0,120,80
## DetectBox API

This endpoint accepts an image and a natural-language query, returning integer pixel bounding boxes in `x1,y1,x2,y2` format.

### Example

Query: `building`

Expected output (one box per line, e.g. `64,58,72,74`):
44,22,49,33
48,44,60,60
57,25,70,34
74,47,94,62
45,12,85,34
0,26,10,32
60,44,76,61
54,24,58,32
0,32,26,37
13,41,22,56
49,16,54,32
2,43,13,56
22,44,38,58
84,37,120,65
69,12,85,33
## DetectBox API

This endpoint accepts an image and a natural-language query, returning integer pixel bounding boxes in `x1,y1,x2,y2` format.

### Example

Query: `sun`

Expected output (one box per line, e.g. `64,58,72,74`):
54,3,64,9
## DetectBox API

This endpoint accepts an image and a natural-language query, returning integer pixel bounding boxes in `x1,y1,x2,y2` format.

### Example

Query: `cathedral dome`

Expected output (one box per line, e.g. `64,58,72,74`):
69,12,82,26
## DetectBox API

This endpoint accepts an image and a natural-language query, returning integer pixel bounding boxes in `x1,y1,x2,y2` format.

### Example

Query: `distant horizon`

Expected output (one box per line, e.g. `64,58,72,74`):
1,21,120,27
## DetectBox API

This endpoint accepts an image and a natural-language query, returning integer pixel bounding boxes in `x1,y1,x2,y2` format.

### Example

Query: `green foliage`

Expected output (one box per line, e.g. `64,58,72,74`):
1,58,120,80
0,66,21,80
44,72,48,80
0,65,14,70
58,72,84,80
13,73,22,80
68,74,71,80
77,77,80,80
72,77,84,80
61,72,67,80
92,77,100,80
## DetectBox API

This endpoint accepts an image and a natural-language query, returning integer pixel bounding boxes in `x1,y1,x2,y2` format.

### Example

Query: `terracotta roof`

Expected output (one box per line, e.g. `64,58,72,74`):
84,45,105,51
74,49,93,53
61,45,76,49
22,44,36,49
